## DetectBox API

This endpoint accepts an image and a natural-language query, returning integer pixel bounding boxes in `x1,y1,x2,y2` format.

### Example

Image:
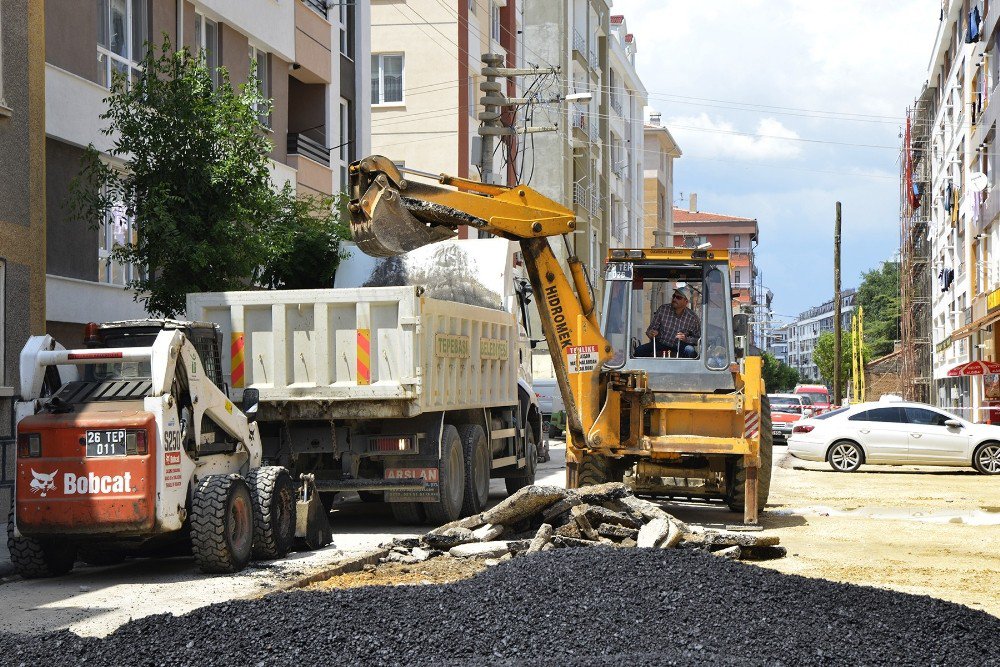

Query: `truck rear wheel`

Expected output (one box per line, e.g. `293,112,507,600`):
7,505,76,578
191,474,254,574
425,425,466,524
390,501,426,525
505,427,538,495
248,466,296,560
459,423,490,516
725,397,773,512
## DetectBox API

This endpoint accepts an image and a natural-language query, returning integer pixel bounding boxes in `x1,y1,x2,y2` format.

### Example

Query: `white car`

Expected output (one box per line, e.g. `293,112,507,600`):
787,401,1000,474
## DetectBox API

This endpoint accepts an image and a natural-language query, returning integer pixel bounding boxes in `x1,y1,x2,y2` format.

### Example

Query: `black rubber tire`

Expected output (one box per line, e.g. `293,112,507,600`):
390,501,426,525
578,452,612,487
190,474,255,574
78,547,126,567
7,505,76,578
425,425,466,524
459,424,490,516
725,397,774,512
247,466,296,560
826,440,865,473
972,441,1000,475
358,491,384,503
505,427,538,495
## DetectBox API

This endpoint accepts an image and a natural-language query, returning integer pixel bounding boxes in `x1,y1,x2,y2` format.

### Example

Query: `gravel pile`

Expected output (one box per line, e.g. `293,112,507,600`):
2,548,998,667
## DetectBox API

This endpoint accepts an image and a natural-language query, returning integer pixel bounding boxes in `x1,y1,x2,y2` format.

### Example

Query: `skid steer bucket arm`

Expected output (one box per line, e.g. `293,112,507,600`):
347,155,612,459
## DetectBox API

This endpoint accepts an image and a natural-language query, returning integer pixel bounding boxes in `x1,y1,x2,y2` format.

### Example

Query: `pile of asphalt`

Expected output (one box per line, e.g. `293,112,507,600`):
1,548,997,666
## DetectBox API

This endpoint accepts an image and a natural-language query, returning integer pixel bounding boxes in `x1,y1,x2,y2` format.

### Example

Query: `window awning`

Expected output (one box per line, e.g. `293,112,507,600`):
947,360,1000,377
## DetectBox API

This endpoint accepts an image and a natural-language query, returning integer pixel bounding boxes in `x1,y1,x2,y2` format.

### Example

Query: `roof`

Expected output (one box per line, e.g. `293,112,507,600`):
673,208,755,224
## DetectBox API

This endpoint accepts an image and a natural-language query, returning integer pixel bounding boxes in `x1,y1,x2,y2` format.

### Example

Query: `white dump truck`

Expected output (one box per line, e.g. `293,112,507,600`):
186,239,541,525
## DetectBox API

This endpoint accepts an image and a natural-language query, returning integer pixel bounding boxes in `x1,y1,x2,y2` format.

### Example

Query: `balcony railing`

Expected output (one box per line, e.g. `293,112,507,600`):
610,96,622,116
288,132,331,167
302,0,328,18
573,182,591,213
573,30,586,57
728,247,751,255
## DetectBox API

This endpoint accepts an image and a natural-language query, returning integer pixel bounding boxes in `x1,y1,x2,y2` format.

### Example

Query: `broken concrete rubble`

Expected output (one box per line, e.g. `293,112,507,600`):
381,483,784,568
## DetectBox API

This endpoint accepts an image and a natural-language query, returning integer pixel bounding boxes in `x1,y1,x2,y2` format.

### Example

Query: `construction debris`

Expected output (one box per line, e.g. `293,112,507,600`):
385,483,783,566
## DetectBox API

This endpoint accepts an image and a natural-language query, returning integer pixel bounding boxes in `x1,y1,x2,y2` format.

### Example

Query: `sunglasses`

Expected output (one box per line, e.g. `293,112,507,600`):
672,294,687,300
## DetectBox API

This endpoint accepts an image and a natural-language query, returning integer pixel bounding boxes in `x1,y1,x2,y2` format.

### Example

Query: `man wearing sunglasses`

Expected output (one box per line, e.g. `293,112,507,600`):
634,286,701,358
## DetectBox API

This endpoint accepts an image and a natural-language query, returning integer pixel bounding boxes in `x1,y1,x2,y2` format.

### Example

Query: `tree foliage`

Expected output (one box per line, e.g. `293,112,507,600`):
856,260,901,358
69,37,348,317
762,352,800,392
814,331,870,392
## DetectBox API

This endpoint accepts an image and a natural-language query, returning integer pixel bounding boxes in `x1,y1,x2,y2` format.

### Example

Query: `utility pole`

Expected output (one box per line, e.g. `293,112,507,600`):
833,201,842,405
477,53,559,185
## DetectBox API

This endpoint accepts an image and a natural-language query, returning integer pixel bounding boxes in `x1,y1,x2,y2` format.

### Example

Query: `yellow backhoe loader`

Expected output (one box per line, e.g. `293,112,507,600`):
348,156,771,523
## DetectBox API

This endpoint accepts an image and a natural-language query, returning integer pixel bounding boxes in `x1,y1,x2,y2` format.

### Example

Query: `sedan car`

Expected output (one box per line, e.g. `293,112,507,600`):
788,400,1000,474
768,393,815,444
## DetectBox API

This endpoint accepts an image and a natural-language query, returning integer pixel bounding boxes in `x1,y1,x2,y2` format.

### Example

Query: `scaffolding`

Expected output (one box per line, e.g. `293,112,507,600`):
899,87,935,403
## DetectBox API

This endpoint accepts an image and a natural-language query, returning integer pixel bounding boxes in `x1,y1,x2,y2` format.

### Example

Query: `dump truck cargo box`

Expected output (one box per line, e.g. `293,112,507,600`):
186,287,519,420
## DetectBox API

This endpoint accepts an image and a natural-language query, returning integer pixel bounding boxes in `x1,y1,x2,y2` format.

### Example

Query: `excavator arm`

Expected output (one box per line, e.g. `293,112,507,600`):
348,156,611,463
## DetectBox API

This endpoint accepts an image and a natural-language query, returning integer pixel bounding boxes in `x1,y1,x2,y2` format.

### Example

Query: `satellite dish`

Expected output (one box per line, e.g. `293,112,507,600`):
970,172,989,192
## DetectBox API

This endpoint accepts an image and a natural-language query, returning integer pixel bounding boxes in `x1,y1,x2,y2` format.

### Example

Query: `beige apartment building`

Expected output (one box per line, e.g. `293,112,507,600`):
0,0,46,508
643,113,681,250
369,0,523,193
43,0,371,347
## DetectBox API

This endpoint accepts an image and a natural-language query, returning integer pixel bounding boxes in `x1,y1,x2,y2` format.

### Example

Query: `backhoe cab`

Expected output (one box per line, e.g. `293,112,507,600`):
348,156,771,523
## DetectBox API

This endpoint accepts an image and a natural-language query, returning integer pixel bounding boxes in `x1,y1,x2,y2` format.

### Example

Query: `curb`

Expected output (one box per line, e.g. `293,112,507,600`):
274,547,392,592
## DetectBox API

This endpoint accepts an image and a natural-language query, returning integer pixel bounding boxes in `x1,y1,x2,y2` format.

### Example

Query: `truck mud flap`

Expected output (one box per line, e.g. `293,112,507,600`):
295,474,333,551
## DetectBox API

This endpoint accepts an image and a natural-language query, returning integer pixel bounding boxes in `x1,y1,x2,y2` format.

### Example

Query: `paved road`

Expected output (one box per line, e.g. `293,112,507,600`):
0,441,568,637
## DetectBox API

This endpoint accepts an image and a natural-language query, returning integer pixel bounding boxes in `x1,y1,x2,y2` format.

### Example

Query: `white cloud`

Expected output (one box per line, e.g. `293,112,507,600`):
665,113,804,161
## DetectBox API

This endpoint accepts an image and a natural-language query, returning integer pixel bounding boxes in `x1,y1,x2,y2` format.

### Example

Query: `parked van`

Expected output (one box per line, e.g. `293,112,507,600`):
794,384,832,414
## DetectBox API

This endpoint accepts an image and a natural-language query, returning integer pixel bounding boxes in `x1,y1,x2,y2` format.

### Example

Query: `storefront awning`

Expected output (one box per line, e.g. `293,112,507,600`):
947,360,1000,377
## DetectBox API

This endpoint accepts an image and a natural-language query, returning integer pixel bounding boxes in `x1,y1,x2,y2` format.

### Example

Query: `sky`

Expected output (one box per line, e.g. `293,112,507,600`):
614,0,942,324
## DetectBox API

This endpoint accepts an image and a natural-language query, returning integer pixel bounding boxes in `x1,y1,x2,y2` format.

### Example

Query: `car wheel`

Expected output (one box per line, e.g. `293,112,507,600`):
827,441,864,472
973,442,1000,475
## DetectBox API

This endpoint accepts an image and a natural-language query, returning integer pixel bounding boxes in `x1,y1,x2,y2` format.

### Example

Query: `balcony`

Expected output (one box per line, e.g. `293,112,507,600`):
288,132,330,167
302,0,327,19
610,96,622,117
573,182,591,214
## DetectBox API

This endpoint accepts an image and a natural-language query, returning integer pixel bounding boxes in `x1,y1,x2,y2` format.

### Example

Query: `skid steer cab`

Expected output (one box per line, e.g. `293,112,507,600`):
8,319,330,579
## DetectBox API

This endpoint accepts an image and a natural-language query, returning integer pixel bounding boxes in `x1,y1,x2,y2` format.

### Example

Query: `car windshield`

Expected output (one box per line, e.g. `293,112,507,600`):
769,397,801,412
800,392,828,404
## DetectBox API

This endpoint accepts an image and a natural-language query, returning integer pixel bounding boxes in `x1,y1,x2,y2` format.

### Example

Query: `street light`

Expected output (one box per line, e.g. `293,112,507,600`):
564,92,593,102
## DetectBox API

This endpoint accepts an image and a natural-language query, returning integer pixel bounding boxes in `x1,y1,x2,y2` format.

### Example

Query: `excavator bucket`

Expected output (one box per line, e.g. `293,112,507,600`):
349,157,462,257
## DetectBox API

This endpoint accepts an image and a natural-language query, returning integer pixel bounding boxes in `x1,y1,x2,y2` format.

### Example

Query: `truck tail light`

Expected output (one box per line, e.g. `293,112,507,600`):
368,435,416,453
125,430,148,455
793,424,814,434
17,433,42,458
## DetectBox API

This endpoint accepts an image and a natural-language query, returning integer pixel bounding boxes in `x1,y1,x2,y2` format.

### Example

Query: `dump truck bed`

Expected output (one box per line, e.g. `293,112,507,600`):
186,286,518,420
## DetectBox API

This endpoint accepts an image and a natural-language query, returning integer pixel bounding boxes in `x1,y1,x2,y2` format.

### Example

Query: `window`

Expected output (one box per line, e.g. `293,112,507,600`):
97,0,148,88
734,270,741,285
338,0,353,58
468,0,476,15
490,3,501,43
468,76,476,118
371,54,404,105
339,99,351,190
733,235,741,249
848,407,903,423
99,197,143,286
249,45,270,128
194,12,219,88
903,407,952,426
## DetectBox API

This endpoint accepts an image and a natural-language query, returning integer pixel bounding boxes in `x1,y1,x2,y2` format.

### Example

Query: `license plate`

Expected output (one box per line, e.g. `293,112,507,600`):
85,429,127,457
772,430,783,437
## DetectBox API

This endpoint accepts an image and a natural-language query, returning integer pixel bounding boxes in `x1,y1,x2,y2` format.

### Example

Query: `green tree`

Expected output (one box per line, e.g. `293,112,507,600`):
762,352,800,392
814,331,869,392
69,37,347,317
856,260,901,358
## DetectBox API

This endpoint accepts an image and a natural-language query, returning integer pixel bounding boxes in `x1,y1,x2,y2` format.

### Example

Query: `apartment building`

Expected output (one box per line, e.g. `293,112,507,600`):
369,0,522,188
672,198,758,310
643,112,681,250
785,290,857,383
768,326,790,366
0,0,46,508
43,0,370,347
523,0,610,286
906,0,999,418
